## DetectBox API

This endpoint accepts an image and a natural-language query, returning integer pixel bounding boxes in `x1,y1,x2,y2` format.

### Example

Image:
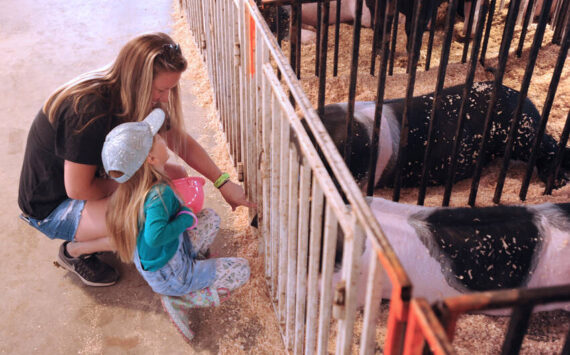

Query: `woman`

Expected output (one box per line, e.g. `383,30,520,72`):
18,32,254,287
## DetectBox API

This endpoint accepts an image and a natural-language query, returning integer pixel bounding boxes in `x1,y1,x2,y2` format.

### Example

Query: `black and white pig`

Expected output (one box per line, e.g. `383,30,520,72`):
334,196,570,312
321,81,570,190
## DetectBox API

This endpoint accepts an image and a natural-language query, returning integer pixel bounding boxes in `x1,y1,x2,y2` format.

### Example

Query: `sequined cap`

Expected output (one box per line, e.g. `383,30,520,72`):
102,108,165,183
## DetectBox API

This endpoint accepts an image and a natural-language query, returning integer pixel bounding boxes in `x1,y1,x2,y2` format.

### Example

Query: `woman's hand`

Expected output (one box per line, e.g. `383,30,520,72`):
218,180,256,211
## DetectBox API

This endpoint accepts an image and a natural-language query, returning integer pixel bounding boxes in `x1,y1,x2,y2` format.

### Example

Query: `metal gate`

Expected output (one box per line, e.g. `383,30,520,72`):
182,0,414,353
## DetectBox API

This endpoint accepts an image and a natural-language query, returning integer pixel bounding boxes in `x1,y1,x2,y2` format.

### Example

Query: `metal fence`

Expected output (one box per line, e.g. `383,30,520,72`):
182,0,413,353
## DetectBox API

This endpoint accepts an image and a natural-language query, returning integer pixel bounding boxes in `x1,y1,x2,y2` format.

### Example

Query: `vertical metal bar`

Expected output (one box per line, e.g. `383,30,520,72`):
417,0,460,205
290,1,300,77
479,0,497,67
388,0,400,75
520,16,570,200
343,0,364,175
261,66,272,280
461,0,478,63
359,250,384,355
443,0,489,206
305,181,324,355
545,111,570,194
294,161,311,355
500,304,534,355
316,0,323,76
278,108,291,323
336,223,365,354
333,0,342,76
493,0,552,204
316,205,338,355
392,0,424,202
317,0,331,118
366,0,396,196
270,91,281,300
239,0,248,176
370,0,386,75
468,0,522,207
233,5,241,166
425,2,439,71
296,0,302,79
286,144,300,350
552,0,569,45
516,0,536,57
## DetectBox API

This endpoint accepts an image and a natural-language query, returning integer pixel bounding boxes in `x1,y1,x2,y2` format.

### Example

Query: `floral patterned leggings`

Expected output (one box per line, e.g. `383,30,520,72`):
186,208,250,298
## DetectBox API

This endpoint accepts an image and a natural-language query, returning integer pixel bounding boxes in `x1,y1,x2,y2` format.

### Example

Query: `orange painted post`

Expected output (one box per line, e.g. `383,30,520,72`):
248,0,256,76
402,303,425,355
402,299,456,355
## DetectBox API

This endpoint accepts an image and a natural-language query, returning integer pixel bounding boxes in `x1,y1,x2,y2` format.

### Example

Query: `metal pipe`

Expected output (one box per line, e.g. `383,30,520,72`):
468,0,522,207
367,0,396,196
545,110,570,194
343,0,364,171
493,0,552,204
516,0,536,57
461,0,479,63
317,0,330,117
479,0,497,67
418,0,460,205
333,0,342,76
425,2,439,71
520,15,570,200
393,0,423,201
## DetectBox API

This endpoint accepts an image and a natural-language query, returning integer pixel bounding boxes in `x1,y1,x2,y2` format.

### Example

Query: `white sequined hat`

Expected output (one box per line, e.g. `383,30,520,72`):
102,108,165,183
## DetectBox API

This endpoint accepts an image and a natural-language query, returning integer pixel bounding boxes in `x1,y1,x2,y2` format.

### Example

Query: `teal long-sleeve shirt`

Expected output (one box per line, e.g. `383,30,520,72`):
137,183,196,271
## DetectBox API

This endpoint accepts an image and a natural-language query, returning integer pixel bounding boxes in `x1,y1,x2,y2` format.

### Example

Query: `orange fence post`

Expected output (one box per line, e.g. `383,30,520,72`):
402,299,456,355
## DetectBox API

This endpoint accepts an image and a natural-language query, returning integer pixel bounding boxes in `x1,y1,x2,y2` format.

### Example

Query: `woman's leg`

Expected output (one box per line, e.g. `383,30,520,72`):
68,197,114,257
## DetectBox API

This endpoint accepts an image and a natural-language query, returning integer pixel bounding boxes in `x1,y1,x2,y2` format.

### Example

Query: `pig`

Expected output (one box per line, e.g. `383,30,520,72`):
320,81,570,190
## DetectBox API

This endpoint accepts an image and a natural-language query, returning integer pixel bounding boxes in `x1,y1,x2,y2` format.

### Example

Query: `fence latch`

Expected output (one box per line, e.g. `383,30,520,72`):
332,280,346,320
234,42,240,67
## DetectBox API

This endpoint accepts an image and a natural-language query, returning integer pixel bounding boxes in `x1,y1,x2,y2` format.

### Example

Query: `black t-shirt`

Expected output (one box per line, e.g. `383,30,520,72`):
18,97,120,219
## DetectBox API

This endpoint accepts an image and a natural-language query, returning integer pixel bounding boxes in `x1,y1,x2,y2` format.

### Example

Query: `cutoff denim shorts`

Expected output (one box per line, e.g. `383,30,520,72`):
19,199,85,242
133,232,217,297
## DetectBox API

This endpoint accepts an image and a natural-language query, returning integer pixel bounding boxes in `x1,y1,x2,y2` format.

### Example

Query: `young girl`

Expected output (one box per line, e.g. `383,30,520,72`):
102,108,250,342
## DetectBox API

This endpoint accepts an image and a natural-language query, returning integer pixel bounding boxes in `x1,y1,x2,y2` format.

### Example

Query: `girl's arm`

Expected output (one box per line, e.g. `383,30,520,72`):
64,160,117,200
165,130,255,211
143,191,195,248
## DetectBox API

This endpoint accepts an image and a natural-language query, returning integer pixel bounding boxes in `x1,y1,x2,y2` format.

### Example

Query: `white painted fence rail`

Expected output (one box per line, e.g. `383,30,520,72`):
182,1,413,353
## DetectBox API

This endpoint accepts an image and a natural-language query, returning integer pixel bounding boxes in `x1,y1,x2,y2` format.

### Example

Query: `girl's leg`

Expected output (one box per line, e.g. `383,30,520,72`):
186,208,220,255
160,257,250,340
210,257,250,292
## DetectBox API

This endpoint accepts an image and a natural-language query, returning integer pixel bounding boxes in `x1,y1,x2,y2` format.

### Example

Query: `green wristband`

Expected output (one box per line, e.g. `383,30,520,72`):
214,172,230,189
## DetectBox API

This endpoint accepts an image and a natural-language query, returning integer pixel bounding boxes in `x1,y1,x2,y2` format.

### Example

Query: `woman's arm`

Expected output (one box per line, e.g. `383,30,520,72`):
165,130,255,211
64,160,117,200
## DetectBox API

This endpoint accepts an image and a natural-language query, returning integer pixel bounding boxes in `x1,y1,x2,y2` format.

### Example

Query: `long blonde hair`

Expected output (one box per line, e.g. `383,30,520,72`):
43,32,188,153
106,150,173,263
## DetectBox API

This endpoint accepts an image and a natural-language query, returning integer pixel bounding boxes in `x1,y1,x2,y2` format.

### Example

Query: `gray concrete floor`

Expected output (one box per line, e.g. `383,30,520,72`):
0,1,255,353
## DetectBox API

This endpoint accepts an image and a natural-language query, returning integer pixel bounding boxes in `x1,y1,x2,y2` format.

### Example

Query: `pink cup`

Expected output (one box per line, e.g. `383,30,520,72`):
172,176,206,213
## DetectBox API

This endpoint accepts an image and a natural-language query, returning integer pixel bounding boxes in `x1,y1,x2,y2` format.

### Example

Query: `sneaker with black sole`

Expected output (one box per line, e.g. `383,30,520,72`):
57,241,119,286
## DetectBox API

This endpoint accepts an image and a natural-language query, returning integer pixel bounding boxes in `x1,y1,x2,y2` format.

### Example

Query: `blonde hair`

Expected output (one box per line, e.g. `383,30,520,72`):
43,32,188,153
106,148,173,263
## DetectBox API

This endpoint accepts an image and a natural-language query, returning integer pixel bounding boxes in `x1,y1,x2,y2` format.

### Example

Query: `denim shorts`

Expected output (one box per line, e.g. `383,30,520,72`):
19,199,85,242
134,232,217,297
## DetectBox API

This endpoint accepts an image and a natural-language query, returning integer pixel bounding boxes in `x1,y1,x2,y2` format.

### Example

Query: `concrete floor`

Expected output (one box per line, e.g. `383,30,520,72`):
0,1,249,353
